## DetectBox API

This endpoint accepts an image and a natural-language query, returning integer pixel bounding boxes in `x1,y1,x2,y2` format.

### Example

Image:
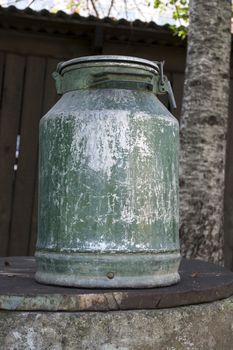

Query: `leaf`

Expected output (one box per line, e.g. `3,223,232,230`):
154,0,161,8
50,6,59,13
169,24,187,39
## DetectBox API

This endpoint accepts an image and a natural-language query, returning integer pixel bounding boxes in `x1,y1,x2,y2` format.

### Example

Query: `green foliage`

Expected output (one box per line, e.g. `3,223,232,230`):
154,0,161,7
66,0,81,13
169,24,187,39
154,0,233,38
154,0,189,38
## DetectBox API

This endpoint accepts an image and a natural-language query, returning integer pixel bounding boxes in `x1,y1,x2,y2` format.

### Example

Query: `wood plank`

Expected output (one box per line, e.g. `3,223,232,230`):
171,72,184,120
28,173,38,256
8,56,46,256
28,58,59,255
0,54,25,256
224,79,233,270
0,257,233,311
0,52,5,125
0,29,92,60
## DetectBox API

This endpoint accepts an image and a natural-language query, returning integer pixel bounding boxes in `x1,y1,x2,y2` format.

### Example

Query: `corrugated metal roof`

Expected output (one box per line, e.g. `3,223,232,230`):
0,5,171,31
0,5,185,47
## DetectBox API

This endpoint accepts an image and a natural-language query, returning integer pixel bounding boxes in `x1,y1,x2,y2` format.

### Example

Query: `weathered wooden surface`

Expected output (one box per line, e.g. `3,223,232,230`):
0,54,25,256
9,56,46,256
0,257,233,311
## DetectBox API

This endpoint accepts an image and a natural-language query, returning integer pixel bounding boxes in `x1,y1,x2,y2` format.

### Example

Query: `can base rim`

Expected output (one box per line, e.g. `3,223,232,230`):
35,251,181,288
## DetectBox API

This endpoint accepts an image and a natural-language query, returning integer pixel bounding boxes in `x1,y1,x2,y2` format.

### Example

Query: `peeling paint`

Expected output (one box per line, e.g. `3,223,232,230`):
36,57,180,287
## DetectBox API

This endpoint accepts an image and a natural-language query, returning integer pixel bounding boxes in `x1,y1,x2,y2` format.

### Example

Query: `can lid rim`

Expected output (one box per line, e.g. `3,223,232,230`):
57,55,160,74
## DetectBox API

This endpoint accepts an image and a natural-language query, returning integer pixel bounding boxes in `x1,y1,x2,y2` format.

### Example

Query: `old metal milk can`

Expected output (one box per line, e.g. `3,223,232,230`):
35,55,180,288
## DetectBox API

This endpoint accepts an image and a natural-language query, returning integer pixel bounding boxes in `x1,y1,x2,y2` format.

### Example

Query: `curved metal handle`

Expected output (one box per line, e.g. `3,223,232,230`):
157,62,177,108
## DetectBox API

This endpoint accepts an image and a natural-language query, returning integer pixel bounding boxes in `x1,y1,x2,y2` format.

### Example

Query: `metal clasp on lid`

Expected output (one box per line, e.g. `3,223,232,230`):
156,61,177,109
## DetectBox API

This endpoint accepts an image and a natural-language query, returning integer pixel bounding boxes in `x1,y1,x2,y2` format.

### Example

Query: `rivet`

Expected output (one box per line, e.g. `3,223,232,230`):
107,272,114,279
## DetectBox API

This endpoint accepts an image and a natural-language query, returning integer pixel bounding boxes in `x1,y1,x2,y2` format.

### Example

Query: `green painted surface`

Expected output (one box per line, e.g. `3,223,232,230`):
35,56,180,287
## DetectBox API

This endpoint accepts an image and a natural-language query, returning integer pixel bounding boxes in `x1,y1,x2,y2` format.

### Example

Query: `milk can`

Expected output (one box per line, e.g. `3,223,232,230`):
35,55,180,288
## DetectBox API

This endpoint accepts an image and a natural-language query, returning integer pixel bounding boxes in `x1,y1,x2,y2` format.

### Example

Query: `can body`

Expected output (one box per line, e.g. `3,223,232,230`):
35,56,180,288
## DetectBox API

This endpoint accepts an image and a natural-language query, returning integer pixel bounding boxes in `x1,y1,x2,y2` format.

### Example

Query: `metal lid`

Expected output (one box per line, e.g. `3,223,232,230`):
57,55,159,74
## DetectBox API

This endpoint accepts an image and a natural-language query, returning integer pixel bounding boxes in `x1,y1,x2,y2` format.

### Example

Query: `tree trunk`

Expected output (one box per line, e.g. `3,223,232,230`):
180,0,232,264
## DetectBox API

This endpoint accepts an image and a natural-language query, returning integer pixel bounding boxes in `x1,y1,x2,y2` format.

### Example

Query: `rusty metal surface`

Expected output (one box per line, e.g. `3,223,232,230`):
0,257,233,311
